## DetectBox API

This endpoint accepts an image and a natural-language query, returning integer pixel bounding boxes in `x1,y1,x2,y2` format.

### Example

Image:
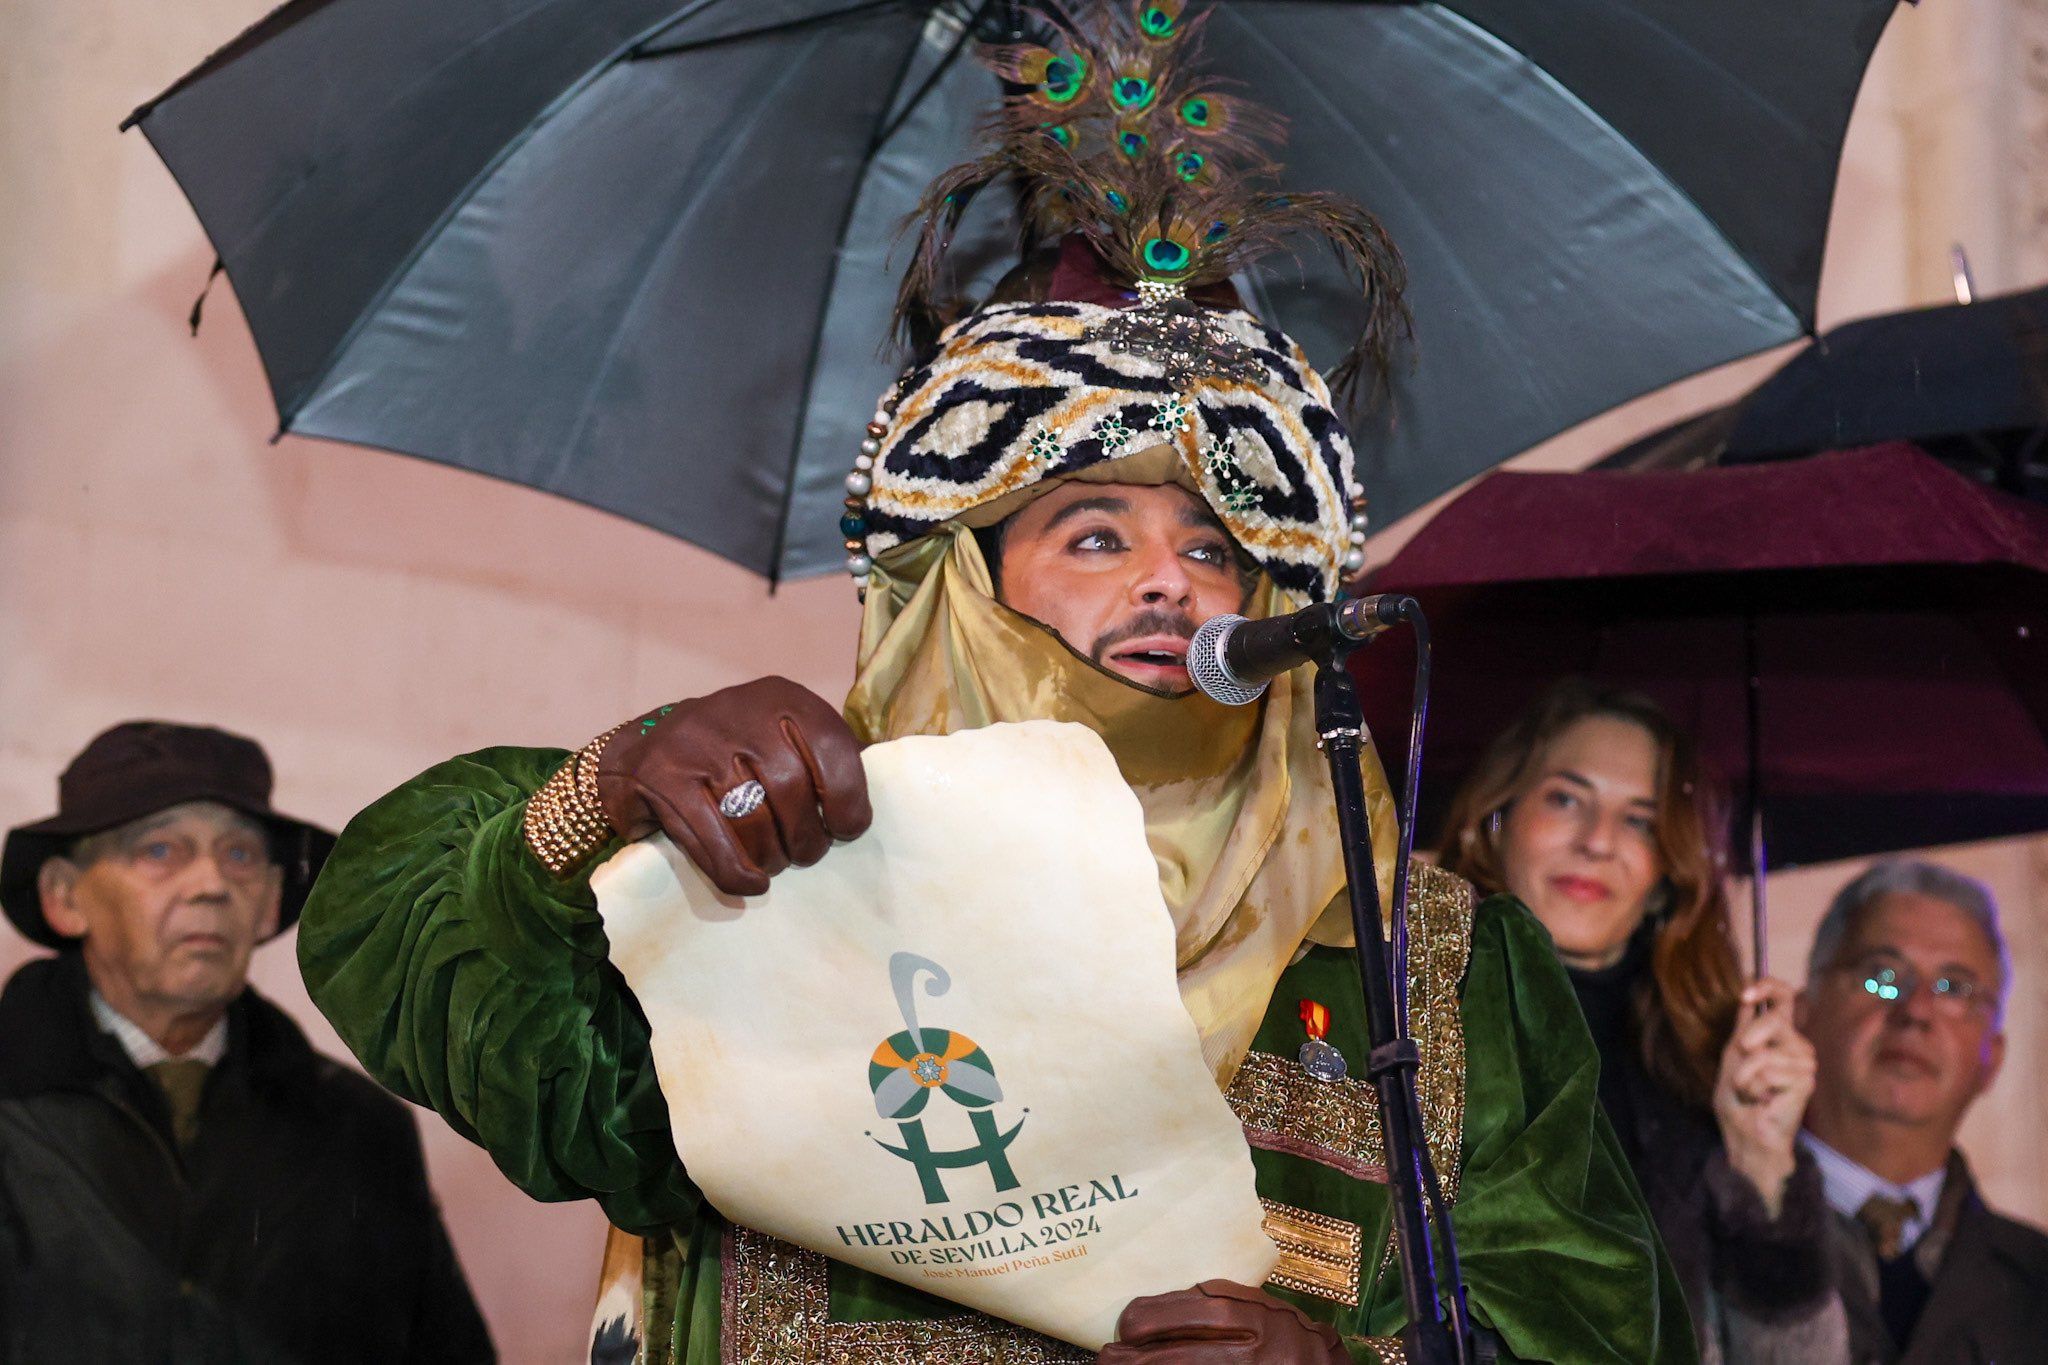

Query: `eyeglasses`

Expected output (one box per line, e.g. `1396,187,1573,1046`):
1835,957,1990,1016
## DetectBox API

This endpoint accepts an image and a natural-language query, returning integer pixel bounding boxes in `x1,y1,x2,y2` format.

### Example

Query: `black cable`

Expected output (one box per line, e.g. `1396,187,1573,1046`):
1388,598,1426,1029
1385,596,1473,1361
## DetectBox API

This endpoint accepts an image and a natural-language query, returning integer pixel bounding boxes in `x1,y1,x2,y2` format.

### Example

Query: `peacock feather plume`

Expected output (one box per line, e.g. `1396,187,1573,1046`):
897,0,1406,398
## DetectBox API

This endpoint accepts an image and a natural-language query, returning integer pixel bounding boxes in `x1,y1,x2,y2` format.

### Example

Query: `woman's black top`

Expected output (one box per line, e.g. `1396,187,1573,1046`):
1565,929,1841,1362
1567,929,1683,1181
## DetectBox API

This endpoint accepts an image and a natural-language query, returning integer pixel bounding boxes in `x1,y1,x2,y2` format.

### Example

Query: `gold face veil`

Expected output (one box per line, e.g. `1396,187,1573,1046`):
844,524,1395,1082
836,1,1407,1081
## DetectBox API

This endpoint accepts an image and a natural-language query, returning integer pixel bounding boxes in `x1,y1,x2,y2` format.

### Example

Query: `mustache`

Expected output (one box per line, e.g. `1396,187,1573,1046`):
1090,608,1199,660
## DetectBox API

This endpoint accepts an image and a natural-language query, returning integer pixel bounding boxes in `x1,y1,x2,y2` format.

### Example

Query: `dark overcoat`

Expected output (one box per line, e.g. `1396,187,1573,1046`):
1828,1153,2048,1365
0,951,494,1364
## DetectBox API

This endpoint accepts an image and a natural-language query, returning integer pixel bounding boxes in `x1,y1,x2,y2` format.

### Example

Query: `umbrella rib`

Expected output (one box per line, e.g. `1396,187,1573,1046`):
125,0,348,129
632,0,914,61
1209,11,1557,418
1230,7,1801,407
544,47,835,502
1456,0,1828,156
252,0,736,424
764,15,947,584
238,0,574,257
1434,0,1845,319
870,1,990,151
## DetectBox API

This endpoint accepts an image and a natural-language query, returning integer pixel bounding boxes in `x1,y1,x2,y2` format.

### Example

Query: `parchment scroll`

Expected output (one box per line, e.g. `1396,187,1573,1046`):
591,719,1277,1349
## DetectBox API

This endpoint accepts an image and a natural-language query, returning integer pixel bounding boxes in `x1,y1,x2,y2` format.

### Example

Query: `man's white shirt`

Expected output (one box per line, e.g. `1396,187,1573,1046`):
90,990,227,1068
1802,1128,1946,1252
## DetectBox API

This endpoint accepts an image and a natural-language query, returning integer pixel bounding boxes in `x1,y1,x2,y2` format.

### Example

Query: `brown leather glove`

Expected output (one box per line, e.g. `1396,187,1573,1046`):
1097,1281,1350,1364
595,677,872,897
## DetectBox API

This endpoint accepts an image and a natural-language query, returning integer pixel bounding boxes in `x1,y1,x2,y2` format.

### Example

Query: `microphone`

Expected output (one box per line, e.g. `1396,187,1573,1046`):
1188,595,1407,705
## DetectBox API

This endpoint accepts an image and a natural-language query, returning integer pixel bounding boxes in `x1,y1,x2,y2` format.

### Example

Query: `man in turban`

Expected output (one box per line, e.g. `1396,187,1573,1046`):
299,8,1692,1360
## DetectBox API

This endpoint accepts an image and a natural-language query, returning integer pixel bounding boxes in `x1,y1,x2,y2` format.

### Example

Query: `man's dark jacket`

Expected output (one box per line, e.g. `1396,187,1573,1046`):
0,952,494,1364
1827,1151,2048,1364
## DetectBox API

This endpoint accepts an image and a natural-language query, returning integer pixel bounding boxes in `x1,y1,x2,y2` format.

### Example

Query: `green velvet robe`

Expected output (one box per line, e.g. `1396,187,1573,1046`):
298,747,1696,1364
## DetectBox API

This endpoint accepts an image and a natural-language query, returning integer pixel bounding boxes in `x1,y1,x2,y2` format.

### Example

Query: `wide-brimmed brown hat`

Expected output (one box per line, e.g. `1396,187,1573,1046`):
1,721,335,950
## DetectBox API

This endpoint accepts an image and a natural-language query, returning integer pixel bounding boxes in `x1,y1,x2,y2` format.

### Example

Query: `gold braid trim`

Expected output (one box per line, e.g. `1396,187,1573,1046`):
1261,1199,1362,1306
522,724,624,876
1224,864,1473,1209
719,1226,1089,1364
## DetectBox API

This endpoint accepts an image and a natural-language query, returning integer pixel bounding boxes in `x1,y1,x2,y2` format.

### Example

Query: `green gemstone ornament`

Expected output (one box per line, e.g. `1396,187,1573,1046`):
1095,413,1135,456
1149,395,1194,435
1202,436,1260,512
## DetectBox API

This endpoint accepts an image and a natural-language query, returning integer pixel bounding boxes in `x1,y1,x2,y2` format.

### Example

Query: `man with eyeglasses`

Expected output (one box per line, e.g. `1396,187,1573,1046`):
0,721,492,1363
1795,859,2048,1363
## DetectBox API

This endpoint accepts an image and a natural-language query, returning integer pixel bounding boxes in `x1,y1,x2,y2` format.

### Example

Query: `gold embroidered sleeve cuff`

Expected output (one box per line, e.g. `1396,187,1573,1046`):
522,725,623,876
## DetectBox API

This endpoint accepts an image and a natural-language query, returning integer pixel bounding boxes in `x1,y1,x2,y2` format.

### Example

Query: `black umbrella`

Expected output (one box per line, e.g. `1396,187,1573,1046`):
1603,282,2048,500
129,0,1900,581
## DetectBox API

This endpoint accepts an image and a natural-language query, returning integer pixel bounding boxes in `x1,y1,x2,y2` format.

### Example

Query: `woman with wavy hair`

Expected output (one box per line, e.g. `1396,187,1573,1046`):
1439,679,1845,1363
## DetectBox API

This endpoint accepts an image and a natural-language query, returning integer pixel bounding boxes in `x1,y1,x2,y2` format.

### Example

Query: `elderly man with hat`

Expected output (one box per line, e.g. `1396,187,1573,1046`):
0,721,494,1363
299,9,1690,1363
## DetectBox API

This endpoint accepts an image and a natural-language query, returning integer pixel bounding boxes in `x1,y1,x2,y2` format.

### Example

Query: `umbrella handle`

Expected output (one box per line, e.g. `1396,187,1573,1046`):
1748,806,1768,980
1743,611,1768,981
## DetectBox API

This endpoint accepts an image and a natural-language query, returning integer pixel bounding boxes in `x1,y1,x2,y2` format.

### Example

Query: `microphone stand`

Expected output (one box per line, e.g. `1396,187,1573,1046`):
1311,609,1470,1364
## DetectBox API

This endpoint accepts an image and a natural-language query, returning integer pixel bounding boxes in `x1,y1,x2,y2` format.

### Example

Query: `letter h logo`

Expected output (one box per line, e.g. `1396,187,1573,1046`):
867,953,1025,1204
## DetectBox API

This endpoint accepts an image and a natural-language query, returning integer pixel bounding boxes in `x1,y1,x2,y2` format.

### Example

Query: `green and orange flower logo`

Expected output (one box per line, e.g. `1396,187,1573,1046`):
866,953,1024,1203
869,1027,1002,1120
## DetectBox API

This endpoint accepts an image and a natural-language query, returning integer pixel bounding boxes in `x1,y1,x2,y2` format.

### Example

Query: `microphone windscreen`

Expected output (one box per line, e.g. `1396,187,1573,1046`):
1188,614,1266,706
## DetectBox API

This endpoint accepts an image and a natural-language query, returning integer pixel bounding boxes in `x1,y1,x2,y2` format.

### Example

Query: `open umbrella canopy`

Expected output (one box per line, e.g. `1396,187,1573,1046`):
130,0,1899,580
1357,444,2048,869
1726,283,2048,462
1603,283,2048,501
